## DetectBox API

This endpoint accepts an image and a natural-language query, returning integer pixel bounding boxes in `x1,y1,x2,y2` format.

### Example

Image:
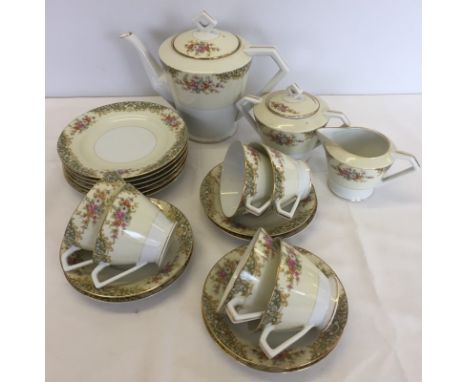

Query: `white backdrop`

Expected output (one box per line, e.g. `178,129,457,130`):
45,0,421,97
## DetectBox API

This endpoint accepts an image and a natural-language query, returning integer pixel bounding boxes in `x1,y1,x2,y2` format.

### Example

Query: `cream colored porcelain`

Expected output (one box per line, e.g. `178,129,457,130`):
91,184,177,288
250,143,312,219
258,241,338,359
317,127,420,202
121,11,289,143
237,83,350,159
220,141,274,217
60,173,126,271
215,228,279,324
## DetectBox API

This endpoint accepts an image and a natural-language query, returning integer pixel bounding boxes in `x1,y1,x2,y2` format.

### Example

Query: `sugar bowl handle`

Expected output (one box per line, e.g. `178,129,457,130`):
259,323,313,359
382,150,420,183
324,110,351,127
244,46,289,96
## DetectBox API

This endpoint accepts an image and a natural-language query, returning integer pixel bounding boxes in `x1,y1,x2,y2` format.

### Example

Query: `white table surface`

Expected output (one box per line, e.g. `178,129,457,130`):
46,95,421,382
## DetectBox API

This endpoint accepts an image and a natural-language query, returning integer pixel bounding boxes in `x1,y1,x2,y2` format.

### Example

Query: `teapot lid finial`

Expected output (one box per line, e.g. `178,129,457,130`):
193,11,218,34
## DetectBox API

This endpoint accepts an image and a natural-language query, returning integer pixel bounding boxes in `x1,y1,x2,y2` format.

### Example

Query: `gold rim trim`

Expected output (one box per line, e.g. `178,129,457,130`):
171,34,242,60
60,199,194,302
201,246,348,372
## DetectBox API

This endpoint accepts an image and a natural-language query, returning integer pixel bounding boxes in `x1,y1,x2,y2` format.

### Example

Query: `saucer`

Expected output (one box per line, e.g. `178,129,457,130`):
57,101,188,179
199,164,317,239
202,246,348,372
60,199,193,302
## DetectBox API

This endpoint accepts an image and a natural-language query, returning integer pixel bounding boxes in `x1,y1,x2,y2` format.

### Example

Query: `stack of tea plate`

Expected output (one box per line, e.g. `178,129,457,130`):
57,101,188,195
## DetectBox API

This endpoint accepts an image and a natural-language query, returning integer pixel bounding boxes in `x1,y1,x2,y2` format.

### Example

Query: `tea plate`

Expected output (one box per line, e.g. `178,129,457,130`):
63,157,187,196
199,164,317,239
202,246,348,372
64,149,188,188
60,199,193,302
64,143,188,183
57,101,188,179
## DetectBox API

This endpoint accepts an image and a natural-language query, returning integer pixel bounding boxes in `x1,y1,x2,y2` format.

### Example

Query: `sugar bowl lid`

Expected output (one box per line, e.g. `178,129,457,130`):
253,84,329,132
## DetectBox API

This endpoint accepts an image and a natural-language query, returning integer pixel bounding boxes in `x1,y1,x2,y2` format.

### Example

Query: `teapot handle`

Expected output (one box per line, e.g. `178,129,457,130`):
236,95,262,129
382,150,420,183
323,110,351,127
244,46,289,96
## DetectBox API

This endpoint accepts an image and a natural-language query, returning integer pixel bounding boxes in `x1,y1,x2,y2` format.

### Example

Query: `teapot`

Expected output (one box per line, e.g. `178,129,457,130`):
317,127,420,201
121,11,289,143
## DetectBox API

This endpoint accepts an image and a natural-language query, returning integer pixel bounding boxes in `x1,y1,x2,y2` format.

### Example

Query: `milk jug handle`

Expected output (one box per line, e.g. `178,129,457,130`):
244,46,289,96
382,150,420,183
236,96,262,129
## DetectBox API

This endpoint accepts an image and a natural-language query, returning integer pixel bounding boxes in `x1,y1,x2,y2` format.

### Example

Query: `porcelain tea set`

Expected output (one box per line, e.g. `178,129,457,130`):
56,10,419,372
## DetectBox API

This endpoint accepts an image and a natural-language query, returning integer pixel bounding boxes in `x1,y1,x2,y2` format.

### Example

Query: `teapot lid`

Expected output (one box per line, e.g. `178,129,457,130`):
172,12,241,60
266,84,321,119
159,11,251,73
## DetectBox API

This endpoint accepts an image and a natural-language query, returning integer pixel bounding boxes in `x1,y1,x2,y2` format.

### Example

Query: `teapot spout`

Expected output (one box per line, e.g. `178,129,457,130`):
120,32,165,91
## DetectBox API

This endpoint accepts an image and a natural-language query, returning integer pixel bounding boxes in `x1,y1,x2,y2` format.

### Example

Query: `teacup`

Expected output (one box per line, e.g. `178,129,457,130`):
61,173,126,271
216,228,280,323
220,141,273,217
250,143,312,219
91,183,177,289
257,241,338,359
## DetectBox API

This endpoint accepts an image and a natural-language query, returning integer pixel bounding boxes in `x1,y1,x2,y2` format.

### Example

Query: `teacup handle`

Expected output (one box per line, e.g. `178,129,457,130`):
259,323,313,359
323,110,351,127
236,95,262,128
91,261,148,289
245,195,271,216
382,150,420,183
225,296,263,323
244,46,289,96
275,195,301,219
61,245,93,272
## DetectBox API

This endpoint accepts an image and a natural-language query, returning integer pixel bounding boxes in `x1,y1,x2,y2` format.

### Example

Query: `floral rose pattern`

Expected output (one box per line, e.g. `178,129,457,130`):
174,75,224,94
185,40,220,57
258,244,302,327
210,258,239,295
260,126,305,147
108,195,137,243
283,244,302,289
161,113,182,128
331,164,374,182
244,146,261,197
70,115,95,135
165,63,250,95
270,101,299,115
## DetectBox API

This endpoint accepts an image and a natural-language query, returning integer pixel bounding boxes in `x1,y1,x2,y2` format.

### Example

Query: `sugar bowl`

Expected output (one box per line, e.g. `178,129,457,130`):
236,83,350,160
